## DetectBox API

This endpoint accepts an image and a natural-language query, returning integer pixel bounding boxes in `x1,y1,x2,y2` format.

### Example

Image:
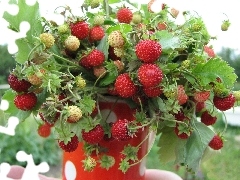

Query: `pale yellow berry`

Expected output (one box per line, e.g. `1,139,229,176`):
40,33,55,48
67,105,82,123
64,35,80,51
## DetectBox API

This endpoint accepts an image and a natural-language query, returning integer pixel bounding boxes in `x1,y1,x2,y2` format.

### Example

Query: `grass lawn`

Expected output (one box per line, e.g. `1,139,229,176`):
146,115,240,180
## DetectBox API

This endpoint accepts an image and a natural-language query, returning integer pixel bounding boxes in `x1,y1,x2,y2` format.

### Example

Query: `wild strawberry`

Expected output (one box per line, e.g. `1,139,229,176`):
27,69,45,86
177,85,188,105
58,134,79,152
93,15,105,26
64,35,80,52
87,49,105,67
137,63,163,87
57,23,69,34
82,124,104,144
70,21,90,40
75,76,86,89
209,134,223,150
67,105,82,123
39,33,55,48
108,30,125,48
114,73,137,98
194,91,210,102
116,7,133,24
201,111,217,126
90,0,100,9
170,8,179,18
38,123,51,138
111,119,132,141
135,40,162,63
157,22,167,30
89,26,105,41
204,45,215,58
143,86,163,97
174,109,186,121
113,47,124,58
132,13,142,24
174,124,191,139
221,20,230,31
8,74,31,92
14,92,37,111
213,93,236,111
79,55,91,69
195,101,205,113
93,65,106,78
113,60,124,72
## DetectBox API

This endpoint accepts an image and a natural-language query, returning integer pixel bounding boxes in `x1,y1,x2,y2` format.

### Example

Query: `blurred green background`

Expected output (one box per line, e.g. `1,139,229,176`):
0,44,240,179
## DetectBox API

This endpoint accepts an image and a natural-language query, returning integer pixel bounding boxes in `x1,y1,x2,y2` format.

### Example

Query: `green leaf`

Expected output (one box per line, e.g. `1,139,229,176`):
97,35,109,59
155,31,180,50
185,122,214,172
2,90,31,120
192,58,237,88
3,0,42,63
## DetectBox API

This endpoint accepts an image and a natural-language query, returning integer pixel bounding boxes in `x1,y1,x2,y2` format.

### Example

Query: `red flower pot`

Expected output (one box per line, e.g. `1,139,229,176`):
62,97,149,180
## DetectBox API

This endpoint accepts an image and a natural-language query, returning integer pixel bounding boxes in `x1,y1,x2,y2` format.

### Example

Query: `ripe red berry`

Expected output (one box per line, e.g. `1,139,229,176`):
213,93,236,111
87,49,105,67
8,74,31,92
195,101,205,113
201,111,217,126
209,134,223,150
82,124,105,144
143,86,163,97
38,123,51,138
116,7,133,24
70,21,90,40
204,45,215,58
89,26,105,41
14,92,37,111
194,91,210,102
137,64,163,87
114,73,137,98
111,119,132,141
174,125,191,139
177,85,188,105
58,134,79,152
135,40,162,63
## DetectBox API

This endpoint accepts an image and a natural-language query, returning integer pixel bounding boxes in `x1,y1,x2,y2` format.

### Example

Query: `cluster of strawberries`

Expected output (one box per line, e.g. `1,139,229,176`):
4,0,239,173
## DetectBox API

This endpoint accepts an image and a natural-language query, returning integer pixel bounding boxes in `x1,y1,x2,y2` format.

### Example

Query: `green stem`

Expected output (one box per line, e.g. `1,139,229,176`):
104,0,110,19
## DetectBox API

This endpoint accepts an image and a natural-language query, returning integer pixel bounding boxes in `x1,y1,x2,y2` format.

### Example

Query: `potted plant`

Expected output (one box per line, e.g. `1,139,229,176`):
2,0,239,179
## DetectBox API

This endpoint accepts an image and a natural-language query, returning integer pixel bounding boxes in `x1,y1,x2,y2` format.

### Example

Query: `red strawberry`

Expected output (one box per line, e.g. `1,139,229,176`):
14,92,37,111
58,134,79,152
38,123,51,138
143,86,163,97
194,91,210,102
116,7,133,24
111,119,132,141
177,85,188,105
89,26,105,41
213,93,236,111
174,125,191,139
114,73,137,98
204,45,215,58
209,134,223,150
195,101,205,113
135,40,162,63
157,22,167,30
8,74,31,92
137,64,163,87
201,111,217,126
82,124,104,144
174,109,186,121
70,21,90,40
79,55,92,69
87,49,105,67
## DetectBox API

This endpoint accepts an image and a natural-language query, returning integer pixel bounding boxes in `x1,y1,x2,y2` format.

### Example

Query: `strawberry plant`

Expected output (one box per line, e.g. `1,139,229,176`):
2,0,239,175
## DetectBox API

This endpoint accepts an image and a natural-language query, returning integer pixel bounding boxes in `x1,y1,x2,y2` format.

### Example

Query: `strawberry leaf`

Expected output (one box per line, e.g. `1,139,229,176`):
155,30,180,51
192,58,237,88
3,0,42,64
184,122,214,172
